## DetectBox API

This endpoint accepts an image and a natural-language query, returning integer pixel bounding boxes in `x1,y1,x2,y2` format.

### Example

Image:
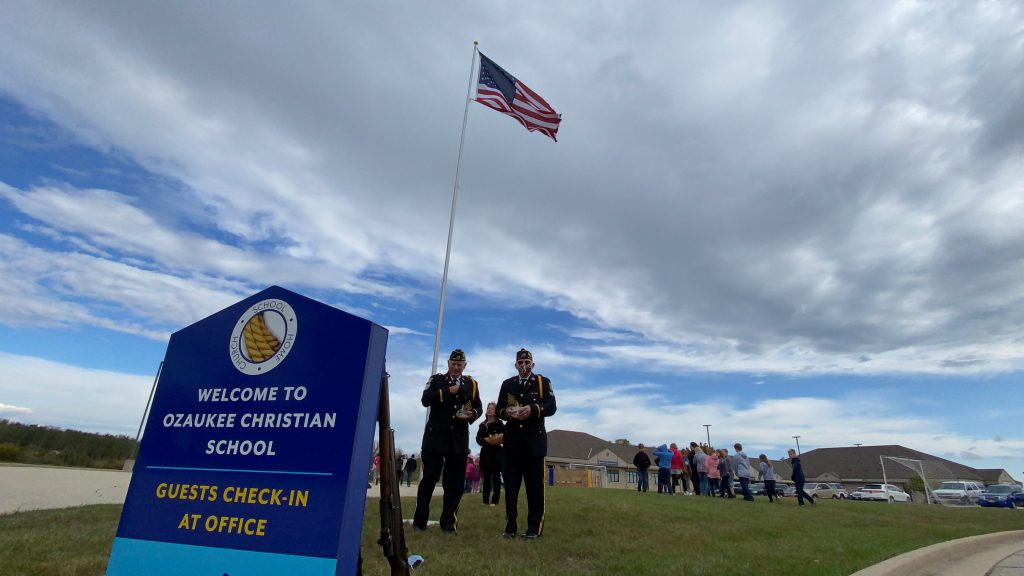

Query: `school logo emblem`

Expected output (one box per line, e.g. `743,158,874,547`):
229,299,298,375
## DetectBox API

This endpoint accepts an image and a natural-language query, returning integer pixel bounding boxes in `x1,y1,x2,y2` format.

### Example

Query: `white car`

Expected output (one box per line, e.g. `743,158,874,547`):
850,483,911,502
930,481,984,505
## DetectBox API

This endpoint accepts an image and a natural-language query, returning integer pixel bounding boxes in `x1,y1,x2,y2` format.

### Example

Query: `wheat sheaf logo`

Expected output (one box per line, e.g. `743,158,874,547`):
229,298,298,375
243,313,281,361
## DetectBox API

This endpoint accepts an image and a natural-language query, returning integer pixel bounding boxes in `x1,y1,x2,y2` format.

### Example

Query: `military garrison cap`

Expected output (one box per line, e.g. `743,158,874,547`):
449,349,466,361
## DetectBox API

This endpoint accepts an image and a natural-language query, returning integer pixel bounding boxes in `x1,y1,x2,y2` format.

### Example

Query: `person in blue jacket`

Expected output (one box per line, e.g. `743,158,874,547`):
652,444,674,495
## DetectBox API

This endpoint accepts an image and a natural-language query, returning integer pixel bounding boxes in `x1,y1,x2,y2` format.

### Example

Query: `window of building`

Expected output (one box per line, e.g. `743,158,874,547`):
608,469,619,483
626,470,637,484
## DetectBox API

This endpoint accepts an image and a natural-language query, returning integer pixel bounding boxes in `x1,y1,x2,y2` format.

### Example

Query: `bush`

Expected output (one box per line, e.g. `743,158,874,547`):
0,442,24,462
0,419,136,469
905,475,926,494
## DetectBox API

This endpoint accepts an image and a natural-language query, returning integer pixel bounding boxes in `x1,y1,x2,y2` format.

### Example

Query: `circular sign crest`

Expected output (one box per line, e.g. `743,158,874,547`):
229,298,297,375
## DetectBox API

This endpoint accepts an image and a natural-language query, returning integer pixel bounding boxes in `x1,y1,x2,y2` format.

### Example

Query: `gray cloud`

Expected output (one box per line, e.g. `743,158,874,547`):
0,1,1022,376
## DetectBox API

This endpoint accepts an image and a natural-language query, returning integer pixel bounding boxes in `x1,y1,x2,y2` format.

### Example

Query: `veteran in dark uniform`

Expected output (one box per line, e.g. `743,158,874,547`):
496,348,556,539
413,349,482,533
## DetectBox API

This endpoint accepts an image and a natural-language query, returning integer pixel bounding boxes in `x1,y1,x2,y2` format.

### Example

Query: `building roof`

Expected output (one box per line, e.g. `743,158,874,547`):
546,429,609,460
798,445,983,482
976,469,1014,484
547,429,648,463
770,458,793,480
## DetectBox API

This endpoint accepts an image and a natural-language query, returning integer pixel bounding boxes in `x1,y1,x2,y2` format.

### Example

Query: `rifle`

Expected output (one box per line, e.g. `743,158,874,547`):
376,370,410,575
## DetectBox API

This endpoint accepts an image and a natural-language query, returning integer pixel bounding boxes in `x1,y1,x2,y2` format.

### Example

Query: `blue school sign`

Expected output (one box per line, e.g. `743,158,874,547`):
107,286,387,576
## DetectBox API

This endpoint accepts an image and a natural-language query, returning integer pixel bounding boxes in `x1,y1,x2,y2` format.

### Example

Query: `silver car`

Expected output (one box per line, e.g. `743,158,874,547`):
931,481,984,505
806,482,849,500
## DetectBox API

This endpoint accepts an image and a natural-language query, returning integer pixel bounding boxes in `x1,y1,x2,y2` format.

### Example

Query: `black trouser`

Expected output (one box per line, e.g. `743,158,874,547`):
502,451,546,535
481,465,502,504
720,473,733,497
765,479,777,502
413,449,466,531
795,480,814,505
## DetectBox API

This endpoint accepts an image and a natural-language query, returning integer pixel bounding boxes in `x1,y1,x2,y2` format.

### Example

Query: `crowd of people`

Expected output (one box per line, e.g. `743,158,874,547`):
369,451,419,488
631,441,816,506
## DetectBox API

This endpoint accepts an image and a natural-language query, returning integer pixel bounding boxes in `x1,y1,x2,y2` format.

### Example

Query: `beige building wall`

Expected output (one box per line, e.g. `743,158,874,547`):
547,447,659,490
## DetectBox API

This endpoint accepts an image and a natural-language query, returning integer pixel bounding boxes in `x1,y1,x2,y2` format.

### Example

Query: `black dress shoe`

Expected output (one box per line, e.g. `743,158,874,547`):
412,524,428,532
501,531,516,539
441,527,457,534
521,531,539,539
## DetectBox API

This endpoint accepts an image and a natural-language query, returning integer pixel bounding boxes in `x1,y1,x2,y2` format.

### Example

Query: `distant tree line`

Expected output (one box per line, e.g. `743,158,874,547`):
0,419,137,469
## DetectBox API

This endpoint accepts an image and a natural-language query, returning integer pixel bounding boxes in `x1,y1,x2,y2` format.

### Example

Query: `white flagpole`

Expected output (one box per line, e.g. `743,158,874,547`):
430,41,479,376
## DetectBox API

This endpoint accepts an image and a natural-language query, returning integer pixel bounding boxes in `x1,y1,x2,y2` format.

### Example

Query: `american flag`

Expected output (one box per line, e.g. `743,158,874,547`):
475,53,561,142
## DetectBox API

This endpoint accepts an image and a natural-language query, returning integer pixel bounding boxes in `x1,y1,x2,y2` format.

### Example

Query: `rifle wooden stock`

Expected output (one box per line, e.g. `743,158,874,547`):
376,371,409,575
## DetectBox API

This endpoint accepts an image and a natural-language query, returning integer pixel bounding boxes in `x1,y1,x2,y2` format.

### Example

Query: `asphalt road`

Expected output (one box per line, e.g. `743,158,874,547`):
0,464,437,515
0,464,131,514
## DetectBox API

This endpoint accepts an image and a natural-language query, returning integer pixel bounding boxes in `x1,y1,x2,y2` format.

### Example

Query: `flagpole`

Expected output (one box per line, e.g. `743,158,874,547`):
430,41,479,376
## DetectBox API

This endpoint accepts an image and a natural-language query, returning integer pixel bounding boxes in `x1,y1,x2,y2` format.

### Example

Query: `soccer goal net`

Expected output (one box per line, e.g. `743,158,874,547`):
880,455,934,505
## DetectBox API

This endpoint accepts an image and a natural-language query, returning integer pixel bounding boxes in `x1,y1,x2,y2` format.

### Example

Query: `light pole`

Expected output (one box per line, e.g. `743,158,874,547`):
703,424,712,447
793,435,802,455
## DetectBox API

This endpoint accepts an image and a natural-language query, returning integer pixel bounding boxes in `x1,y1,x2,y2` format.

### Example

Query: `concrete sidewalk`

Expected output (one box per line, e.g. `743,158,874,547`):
850,530,1024,576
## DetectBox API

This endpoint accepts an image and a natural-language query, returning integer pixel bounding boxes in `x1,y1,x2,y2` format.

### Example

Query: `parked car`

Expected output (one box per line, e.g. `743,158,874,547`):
729,480,762,495
850,483,911,502
977,484,1024,509
805,482,849,500
753,482,791,496
829,483,850,499
930,481,984,505
779,485,797,497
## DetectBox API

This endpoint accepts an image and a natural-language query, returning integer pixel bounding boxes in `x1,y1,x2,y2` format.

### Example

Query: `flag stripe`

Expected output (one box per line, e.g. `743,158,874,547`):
474,53,560,141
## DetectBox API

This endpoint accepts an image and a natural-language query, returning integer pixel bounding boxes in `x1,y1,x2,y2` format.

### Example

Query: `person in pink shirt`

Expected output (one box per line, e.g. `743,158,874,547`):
704,447,721,497
669,443,685,496
470,457,482,493
464,456,478,493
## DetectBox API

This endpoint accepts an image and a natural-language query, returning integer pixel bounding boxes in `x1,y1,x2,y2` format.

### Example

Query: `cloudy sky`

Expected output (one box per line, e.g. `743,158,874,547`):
1,2,1022,478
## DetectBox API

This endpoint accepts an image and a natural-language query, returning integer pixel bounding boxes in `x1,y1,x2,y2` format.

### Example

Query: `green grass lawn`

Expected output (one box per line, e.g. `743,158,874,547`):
2,489,1022,576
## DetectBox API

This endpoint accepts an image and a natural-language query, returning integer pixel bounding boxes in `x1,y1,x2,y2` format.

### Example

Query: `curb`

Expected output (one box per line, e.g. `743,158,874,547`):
850,530,1024,576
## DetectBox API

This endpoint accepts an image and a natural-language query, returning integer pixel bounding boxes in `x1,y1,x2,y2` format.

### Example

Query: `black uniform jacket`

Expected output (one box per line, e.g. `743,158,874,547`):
420,373,482,454
475,419,506,471
495,373,556,457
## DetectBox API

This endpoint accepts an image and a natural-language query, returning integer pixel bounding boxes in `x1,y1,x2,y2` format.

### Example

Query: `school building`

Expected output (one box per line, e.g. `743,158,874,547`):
543,429,1017,492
